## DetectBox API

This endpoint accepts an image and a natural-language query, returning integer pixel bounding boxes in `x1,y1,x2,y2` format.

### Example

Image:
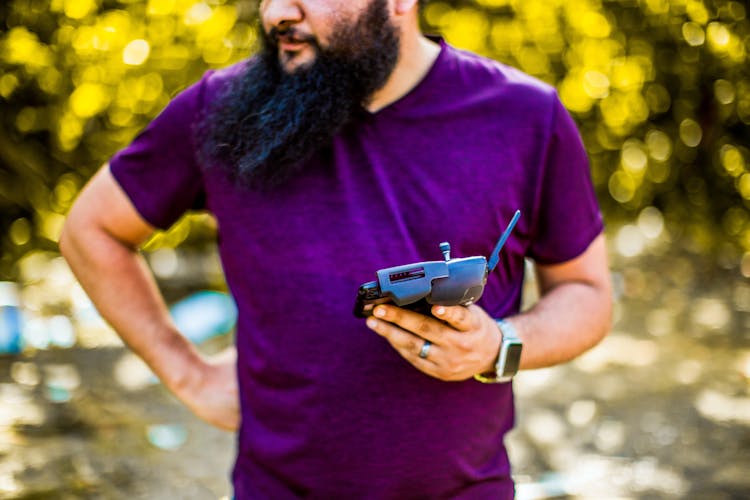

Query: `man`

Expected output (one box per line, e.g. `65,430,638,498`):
60,0,612,497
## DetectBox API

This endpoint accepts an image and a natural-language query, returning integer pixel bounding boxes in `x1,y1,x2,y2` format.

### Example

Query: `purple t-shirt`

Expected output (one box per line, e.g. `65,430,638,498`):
110,39,603,498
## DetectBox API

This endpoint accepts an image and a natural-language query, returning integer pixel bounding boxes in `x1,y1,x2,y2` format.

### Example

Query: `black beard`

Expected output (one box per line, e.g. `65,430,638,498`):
196,0,400,188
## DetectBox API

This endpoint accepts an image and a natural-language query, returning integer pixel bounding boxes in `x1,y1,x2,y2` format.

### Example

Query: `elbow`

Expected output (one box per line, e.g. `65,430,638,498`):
59,208,90,263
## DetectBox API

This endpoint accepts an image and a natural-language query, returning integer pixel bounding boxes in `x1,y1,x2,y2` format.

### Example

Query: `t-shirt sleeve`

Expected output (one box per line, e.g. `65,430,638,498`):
109,73,211,230
527,94,604,264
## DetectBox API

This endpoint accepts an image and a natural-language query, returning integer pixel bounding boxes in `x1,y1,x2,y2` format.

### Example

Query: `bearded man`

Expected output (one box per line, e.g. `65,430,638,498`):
61,0,612,497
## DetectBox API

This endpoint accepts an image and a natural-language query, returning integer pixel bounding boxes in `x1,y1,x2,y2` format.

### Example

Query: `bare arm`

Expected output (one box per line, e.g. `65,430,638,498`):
60,165,239,429
366,233,612,380
509,233,612,370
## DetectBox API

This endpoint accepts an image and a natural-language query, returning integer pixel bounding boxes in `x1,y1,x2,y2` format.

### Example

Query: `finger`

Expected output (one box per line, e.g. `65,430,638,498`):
366,317,440,368
372,305,448,344
431,304,479,332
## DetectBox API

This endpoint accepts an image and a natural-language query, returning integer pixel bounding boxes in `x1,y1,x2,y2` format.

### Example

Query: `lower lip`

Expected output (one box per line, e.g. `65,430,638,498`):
279,41,308,51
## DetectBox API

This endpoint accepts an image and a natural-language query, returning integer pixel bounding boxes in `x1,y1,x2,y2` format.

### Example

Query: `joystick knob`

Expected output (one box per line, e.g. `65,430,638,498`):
439,242,451,261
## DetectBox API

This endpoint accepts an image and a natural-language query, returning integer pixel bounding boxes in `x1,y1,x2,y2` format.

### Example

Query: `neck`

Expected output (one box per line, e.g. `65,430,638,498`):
366,33,440,113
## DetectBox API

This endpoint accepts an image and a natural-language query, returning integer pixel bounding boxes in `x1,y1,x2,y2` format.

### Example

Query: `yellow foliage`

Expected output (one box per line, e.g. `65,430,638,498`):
142,215,193,251
184,2,213,26
643,0,670,15
37,211,66,242
0,73,20,99
621,139,649,177
1,27,53,72
423,2,451,29
521,7,563,54
439,8,490,54
57,112,84,151
566,38,625,73
97,10,136,49
38,68,64,95
516,46,550,76
578,11,612,38
2,0,750,260
647,161,671,184
599,91,650,135
645,130,672,162
721,145,746,177
706,22,746,64
559,70,596,113
69,82,111,118
71,26,103,57
123,39,151,65
475,0,513,7
682,22,705,46
707,22,730,47
63,0,98,20
609,170,638,203
196,5,238,43
148,0,178,16
52,174,80,212
714,79,736,104
679,118,703,147
9,218,32,247
15,107,37,133
686,0,710,25
147,17,178,46
738,174,750,200
583,70,610,99
490,21,524,55
151,44,192,70
644,83,671,113
610,57,648,92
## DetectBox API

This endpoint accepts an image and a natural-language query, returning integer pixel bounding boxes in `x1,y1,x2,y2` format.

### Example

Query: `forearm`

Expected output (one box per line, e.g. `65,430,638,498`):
60,223,202,394
509,279,612,371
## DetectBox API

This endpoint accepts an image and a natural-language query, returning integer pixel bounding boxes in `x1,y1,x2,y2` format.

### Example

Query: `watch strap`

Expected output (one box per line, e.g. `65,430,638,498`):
473,318,523,383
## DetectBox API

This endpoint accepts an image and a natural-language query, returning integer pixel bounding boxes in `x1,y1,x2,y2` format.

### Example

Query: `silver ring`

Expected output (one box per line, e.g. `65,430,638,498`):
418,340,432,359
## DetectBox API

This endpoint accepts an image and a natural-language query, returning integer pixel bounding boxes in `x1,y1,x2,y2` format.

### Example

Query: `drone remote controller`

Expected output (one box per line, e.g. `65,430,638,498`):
354,210,521,318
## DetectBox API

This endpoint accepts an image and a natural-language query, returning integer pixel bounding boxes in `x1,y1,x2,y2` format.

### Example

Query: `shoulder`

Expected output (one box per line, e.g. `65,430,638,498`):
403,39,562,129
440,43,558,113
202,58,252,97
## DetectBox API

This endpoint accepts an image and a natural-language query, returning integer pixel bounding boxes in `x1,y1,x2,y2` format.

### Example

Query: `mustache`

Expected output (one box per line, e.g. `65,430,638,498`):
267,26,317,47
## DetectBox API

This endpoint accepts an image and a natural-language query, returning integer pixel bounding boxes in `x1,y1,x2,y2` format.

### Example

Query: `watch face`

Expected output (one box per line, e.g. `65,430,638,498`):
501,342,523,376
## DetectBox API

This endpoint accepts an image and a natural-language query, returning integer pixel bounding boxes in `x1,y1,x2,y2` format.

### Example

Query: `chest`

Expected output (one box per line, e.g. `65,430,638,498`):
204,115,542,292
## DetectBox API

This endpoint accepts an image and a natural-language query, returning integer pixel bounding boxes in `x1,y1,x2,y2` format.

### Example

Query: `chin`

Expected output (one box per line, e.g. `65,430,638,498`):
280,50,316,73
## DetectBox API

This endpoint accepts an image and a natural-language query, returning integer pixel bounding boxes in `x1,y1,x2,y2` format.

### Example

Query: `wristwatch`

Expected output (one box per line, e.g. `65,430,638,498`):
473,319,523,383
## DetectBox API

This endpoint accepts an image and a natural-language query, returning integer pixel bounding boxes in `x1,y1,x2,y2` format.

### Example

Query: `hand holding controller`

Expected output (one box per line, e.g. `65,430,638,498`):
354,210,521,317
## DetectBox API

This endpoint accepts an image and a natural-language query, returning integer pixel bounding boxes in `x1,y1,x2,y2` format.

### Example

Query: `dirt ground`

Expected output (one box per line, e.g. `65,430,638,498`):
1,249,749,499
0,347,235,499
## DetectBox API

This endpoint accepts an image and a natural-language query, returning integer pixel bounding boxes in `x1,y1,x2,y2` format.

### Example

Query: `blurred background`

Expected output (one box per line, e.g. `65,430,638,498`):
1,0,749,498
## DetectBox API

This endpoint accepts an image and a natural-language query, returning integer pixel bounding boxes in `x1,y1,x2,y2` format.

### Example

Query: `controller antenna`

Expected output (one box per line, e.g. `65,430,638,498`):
488,210,521,272
439,242,451,261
